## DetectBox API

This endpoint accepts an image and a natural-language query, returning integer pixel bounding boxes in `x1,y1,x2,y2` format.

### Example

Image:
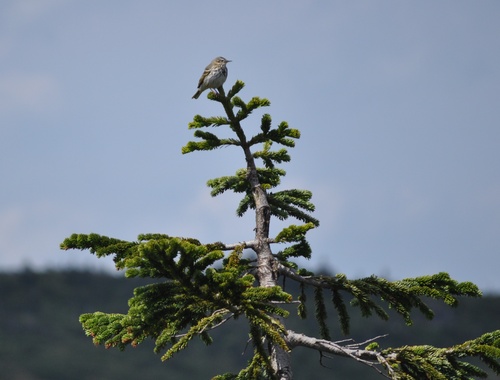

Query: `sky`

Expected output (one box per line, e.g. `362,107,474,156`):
1,1,499,292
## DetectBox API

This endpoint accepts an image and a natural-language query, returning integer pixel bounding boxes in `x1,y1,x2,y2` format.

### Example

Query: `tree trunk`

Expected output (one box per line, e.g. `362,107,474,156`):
219,89,293,379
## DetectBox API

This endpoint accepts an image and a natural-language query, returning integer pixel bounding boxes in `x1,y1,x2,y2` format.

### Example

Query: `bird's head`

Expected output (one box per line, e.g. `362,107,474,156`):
215,56,231,65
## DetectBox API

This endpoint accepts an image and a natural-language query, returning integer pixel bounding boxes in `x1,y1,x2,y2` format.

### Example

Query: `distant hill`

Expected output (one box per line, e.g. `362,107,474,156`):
1,269,499,379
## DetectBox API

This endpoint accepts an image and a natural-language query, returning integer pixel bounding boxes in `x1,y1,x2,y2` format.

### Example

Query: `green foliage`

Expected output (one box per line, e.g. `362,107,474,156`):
365,342,380,351
232,96,271,122
382,331,500,379
267,189,319,226
188,114,231,129
314,287,330,340
226,79,245,99
207,169,250,197
297,283,307,319
62,233,292,362
247,121,300,148
183,81,316,231
253,142,290,169
3,270,500,380
233,187,319,228
60,233,137,265
79,312,143,350
331,288,350,335
289,272,482,336
276,240,312,262
214,350,276,380
275,223,316,243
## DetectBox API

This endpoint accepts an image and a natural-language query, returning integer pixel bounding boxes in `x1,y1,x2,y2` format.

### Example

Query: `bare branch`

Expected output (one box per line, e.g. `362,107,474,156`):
269,300,301,305
344,334,389,349
174,309,234,339
285,330,394,378
285,330,378,360
217,238,277,251
278,263,326,287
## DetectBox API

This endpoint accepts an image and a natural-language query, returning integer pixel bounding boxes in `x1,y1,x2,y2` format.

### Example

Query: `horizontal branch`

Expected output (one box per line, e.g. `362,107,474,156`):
219,238,276,251
278,264,325,286
286,330,379,360
285,330,394,378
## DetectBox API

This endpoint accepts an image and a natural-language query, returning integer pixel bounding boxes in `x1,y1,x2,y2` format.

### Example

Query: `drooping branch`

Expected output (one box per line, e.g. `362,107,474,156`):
278,264,482,335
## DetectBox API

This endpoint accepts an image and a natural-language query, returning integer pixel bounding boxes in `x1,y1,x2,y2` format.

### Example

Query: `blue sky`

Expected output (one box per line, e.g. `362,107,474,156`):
1,1,499,292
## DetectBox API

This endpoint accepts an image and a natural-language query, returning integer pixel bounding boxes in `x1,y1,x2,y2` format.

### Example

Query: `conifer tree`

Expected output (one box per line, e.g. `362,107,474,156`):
61,80,500,379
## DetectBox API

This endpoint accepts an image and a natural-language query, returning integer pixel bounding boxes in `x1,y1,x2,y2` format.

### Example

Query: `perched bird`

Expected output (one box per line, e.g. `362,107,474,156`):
192,56,231,99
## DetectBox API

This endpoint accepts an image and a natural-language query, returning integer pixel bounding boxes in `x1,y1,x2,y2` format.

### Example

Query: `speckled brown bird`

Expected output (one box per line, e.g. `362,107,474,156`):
192,57,231,99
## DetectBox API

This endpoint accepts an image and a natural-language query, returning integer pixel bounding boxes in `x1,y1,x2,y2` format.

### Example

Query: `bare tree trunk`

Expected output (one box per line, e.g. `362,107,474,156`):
271,344,294,380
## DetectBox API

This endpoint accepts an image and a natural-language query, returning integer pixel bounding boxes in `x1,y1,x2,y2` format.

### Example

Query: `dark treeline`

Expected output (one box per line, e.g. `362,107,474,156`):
2,269,499,379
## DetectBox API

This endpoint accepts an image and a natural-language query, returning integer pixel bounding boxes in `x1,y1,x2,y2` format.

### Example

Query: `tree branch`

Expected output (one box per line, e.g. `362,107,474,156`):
285,330,394,378
217,238,277,251
173,309,234,339
278,263,325,287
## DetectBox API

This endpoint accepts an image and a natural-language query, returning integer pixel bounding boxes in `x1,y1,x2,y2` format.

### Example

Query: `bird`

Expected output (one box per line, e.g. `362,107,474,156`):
192,56,231,99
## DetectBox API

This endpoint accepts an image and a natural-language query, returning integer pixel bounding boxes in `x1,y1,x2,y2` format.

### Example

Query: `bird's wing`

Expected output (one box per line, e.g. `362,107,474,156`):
197,69,210,88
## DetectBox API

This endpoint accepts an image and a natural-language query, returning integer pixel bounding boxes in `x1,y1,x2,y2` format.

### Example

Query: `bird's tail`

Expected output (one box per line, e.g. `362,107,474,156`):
192,90,201,99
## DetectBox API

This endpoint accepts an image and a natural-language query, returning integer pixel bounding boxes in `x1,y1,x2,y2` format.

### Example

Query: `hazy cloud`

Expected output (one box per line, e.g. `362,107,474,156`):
0,72,61,117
